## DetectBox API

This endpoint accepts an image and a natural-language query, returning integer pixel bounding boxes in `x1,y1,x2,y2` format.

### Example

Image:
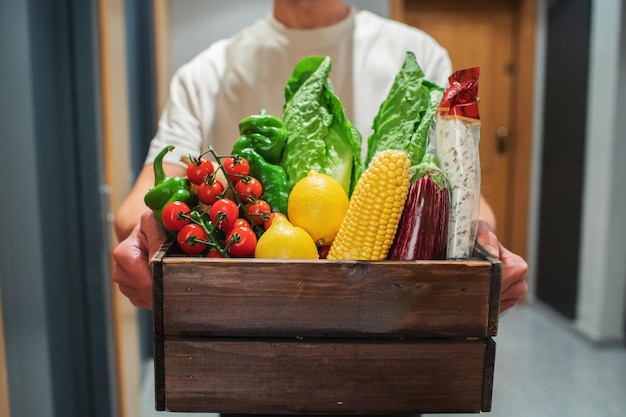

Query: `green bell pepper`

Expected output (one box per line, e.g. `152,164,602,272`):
144,145,196,225
238,110,288,164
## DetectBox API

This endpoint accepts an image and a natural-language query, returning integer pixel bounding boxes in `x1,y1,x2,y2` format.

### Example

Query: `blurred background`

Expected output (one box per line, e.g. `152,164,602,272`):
1,0,624,416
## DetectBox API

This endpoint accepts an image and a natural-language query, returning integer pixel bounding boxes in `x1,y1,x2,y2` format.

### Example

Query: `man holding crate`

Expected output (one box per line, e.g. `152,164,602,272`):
112,0,527,316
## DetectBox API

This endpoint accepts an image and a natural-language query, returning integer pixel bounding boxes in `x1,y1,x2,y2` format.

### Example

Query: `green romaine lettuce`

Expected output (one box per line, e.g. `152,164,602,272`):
366,51,443,180
281,56,362,197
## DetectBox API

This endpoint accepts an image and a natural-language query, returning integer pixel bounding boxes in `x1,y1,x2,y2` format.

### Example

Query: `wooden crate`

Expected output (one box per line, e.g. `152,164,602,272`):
152,240,501,414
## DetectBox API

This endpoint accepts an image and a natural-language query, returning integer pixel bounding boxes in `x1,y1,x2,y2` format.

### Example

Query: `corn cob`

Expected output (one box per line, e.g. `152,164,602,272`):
327,149,410,260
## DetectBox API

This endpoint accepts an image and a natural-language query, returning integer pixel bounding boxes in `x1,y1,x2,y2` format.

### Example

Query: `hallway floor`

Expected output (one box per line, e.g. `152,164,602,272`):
142,303,626,417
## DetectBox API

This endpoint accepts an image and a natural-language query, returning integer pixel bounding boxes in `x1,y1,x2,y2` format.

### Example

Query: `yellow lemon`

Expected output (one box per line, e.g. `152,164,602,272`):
288,171,349,247
254,216,319,259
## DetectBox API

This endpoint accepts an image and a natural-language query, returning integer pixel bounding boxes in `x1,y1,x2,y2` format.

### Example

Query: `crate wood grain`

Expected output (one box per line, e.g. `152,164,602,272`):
153,243,501,338
157,338,496,414
152,239,501,414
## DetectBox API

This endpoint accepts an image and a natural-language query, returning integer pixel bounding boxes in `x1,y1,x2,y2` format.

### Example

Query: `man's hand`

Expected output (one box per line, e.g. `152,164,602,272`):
112,211,167,309
475,220,529,313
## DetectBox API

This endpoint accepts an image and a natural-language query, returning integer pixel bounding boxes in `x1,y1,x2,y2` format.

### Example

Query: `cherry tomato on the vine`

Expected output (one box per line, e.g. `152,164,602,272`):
232,218,252,230
263,212,287,230
209,198,239,230
186,158,214,185
235,177,263,203
161,201,191,232
197,180,225,206
223,156,250,183
245,199,271,226
226,226,257,257
177,223,208,255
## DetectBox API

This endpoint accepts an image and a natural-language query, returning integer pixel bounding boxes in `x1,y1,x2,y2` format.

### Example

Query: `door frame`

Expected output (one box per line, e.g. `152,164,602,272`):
391,0,538,260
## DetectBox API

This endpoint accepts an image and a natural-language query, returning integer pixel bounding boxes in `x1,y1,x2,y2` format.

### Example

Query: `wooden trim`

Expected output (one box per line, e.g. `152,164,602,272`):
390,0,406,21
509,0,538,260
0,286,10,417
98,0,141,416
153,0,170,113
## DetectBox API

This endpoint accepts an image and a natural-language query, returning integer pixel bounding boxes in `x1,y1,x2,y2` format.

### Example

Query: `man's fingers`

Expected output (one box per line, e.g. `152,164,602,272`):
497,243,529,312
499,298,519,313
475,220,499,258
140,210,168,257
499,243,529,291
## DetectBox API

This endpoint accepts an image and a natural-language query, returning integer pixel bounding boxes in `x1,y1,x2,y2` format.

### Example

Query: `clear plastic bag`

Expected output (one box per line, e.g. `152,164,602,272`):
431,67,481,259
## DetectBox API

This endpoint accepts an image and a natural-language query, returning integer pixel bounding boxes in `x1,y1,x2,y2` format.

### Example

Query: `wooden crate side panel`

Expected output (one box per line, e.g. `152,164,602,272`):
161,260,494,337
160,339,490,414
154,335,165,411
482,337,496,411
152,242,166,335
473,244,503,336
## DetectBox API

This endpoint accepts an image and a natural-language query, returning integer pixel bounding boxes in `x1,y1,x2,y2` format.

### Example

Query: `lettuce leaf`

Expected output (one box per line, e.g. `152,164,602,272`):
281,56,362,197
366,51,443,179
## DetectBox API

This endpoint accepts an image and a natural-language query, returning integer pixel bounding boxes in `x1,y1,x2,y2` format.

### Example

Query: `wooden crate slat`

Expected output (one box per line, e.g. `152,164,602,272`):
160,257,497,337
160,338,492,414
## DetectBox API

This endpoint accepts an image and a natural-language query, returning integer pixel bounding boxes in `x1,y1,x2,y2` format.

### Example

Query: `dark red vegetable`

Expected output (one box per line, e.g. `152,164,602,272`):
389,173,449,260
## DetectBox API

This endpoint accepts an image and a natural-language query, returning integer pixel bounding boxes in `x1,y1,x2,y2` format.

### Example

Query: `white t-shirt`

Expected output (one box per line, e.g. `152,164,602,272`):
146,8,452,167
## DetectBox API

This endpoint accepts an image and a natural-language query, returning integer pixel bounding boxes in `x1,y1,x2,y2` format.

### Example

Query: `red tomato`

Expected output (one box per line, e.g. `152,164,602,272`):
235,177,263,203
226,226,257,257
263,212,287,230
205,249,225,258
232,218,252,229
177,223,208,255
161,201,191,231
197,180,225,206
186,158,214,185
223,156,250,183
209,198,239,230
246,200,271,225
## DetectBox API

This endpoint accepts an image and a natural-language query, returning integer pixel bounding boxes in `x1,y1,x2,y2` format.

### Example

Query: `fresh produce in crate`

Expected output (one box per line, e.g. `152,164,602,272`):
144,145,281,258
287,171,349,247
362,51,449,261
254,215,318,259
388,153,450,260
281,56,362,197
231,110,290,215
365,51,443,179
237,110,288,164
432,67,482,258
144,145,197,230
327,149,410,261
